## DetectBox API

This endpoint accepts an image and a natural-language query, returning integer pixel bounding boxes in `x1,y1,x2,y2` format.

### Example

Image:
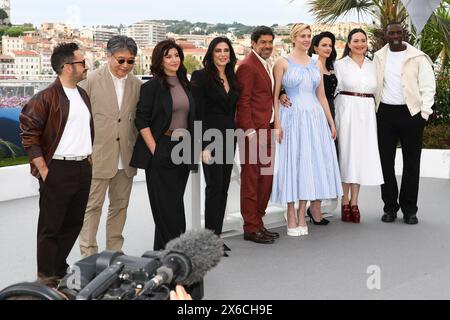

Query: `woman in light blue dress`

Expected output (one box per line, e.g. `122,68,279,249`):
271,23,343,236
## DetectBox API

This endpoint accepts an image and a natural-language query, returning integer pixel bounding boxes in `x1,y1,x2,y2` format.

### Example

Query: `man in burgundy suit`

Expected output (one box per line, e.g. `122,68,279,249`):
236,26,279,244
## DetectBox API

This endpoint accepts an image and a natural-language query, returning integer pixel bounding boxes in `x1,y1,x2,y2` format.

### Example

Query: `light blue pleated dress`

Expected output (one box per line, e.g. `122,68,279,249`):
270,56,343,203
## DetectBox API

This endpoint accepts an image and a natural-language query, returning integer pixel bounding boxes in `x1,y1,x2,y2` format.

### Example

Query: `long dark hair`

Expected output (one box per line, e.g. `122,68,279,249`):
308,31,337,71
341,28,367,59
201,36,239,91
150,39,189,90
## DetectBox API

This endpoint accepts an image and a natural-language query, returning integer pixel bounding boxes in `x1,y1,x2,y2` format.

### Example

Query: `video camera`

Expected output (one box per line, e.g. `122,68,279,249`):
0,230,223,300
57,250,203,300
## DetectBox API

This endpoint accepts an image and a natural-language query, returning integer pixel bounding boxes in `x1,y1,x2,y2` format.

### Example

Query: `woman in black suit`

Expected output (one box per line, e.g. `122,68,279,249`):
130,39,197,250
191,37,239,254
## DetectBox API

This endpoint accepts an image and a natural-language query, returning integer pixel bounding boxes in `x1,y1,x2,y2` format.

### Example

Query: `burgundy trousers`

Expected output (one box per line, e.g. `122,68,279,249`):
238,129,274,233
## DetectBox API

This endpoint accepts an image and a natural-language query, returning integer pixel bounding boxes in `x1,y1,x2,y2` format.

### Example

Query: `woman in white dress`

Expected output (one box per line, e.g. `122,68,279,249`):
334,28,384,223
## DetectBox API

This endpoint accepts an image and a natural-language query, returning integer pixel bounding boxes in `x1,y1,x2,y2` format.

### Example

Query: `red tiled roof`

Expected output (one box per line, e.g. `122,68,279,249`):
22,37,40,44
183,48,207,54
11,50,39,56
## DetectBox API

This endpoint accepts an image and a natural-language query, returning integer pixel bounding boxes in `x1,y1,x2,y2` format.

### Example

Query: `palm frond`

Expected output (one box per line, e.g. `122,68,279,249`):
420,0,450,68
306,0,374,24
0,139,20,158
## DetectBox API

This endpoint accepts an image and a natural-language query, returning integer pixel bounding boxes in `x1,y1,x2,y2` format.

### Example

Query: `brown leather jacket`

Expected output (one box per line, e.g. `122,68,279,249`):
20,77,94,178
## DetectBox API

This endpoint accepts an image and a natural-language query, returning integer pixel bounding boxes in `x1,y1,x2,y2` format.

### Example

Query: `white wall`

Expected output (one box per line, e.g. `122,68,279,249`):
395,149,450,179
1,149,449,203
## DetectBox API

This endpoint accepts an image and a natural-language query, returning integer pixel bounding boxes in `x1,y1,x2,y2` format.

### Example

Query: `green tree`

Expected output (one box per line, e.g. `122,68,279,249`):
0,9,8,25
0,139,21,159
5,27,23,37
299,0,449,56
420,0,450,71
4,26,34,37
297,0,450,130
183,55,201,75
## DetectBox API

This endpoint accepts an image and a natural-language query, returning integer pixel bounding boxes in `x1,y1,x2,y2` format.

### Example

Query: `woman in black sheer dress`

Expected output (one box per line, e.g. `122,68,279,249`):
307,31,339,222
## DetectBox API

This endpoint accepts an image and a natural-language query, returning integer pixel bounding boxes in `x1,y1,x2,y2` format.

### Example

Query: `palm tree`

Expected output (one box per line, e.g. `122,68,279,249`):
0,9,8,25
420,0,450,71
296,0,449,59
0,139,20,159
304,0,407,27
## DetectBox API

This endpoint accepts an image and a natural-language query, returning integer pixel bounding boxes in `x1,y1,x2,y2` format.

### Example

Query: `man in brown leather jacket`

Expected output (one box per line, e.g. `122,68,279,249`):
20,43,94,279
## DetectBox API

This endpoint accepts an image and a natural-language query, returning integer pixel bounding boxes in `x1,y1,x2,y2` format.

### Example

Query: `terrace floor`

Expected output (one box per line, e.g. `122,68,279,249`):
0,176,449,299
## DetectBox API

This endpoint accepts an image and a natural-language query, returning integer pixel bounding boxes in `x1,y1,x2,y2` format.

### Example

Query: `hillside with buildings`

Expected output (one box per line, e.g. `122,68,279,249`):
0,16,368,78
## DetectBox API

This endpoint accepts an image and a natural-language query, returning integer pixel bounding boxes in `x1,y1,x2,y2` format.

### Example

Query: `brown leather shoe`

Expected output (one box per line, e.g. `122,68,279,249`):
341,204,351,222
244,231,275,244
351,205,360,223
261,227,280,239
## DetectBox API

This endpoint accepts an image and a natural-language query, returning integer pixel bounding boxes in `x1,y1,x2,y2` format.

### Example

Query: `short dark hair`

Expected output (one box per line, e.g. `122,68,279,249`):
107,35,138,56
308,31,337,71
150,39,189,90
385,21,403,31
251,26,275,43
51,42,79,75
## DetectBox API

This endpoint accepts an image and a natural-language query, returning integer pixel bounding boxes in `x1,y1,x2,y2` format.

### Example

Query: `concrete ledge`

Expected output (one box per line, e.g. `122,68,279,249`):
1,148,449,203
0,164,146,202
395,149,450,179
0,164,39,201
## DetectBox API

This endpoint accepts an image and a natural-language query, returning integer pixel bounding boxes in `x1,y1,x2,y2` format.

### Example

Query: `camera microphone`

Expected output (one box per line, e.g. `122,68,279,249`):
138,229,223,296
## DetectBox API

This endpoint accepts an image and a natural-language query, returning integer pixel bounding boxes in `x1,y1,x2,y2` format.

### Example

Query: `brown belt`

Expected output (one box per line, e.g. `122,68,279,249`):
164,129,186,138
339,91,374,98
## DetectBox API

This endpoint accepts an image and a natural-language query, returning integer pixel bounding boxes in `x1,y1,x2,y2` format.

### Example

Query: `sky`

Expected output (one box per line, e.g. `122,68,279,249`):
9,0,369,27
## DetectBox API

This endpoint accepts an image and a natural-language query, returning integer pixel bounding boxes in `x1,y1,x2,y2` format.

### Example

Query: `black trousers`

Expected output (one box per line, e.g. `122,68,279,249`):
328,99,339,158
37,159,92,278
145,135,190,251
203,159,234,236
377,103,426,216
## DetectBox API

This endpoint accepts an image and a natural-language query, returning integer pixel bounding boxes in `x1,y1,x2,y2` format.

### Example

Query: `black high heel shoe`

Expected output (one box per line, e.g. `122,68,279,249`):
223,243,231,252
307,208,330,225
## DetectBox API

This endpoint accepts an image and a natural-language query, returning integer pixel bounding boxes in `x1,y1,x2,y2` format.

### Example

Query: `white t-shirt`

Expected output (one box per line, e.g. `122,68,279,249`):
54,87,92,157
252,49,274,124
109,69,128,110
381,48,407,105
109,69,128,169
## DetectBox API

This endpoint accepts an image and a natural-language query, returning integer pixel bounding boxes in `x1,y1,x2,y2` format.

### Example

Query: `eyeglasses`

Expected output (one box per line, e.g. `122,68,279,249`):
113,55,135,65
62,60,86,69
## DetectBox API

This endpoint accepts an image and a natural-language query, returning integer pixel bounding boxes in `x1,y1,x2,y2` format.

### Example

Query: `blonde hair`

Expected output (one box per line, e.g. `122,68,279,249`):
290,23,311,46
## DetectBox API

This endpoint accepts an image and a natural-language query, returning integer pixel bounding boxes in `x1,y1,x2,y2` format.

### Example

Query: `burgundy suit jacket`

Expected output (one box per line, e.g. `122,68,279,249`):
235,51,273,132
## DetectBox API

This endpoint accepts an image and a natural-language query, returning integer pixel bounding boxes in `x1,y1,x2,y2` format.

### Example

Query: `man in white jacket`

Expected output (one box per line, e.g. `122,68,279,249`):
374,22,436,225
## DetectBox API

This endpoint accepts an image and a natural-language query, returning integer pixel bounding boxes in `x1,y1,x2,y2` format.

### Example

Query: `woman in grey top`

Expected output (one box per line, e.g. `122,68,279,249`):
130,40,198,250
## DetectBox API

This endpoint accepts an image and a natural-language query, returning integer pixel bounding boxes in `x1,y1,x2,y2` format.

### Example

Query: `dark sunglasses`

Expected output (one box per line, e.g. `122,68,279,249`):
63,60,86,68
113,55,135,65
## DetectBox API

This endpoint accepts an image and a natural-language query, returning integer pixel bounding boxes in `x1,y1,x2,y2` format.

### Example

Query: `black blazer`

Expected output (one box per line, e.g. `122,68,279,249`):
130,77,198,170
191,69,239,149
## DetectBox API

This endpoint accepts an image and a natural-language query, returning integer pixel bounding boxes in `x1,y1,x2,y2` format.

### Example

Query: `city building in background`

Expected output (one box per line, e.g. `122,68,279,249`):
0,16,368,80
126,20,166,47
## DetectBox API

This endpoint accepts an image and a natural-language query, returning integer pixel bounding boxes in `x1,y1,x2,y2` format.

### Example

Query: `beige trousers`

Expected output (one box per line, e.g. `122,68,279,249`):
79,170,133,257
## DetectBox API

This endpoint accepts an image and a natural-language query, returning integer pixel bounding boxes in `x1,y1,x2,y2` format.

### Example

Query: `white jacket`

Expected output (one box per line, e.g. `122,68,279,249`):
374,42,436,120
